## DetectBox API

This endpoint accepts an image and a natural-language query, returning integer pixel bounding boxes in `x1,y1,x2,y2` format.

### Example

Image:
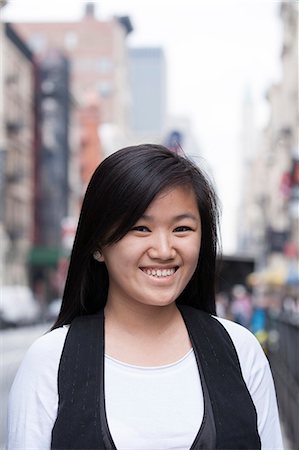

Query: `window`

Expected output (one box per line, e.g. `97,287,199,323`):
64,31,78,50
98,80,113,97
96,58,113,74
28,34,47,53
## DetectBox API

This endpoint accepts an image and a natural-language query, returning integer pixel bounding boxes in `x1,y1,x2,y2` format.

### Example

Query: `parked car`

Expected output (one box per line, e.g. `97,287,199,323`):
46,298,62,322
0,285,41,328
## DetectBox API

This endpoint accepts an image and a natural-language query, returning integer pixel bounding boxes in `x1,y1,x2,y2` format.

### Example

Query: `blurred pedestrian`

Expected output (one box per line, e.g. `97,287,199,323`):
230,284,253,328
215,291,229,318
7,145,283,449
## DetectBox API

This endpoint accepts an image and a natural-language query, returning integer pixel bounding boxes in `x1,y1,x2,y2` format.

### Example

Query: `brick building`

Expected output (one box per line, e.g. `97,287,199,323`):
15,4,132,132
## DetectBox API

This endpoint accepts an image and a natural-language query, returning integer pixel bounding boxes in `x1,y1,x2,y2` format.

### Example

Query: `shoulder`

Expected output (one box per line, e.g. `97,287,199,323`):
213,316,270,388
7,326,70,448
10,325,69,397
29,325,69,353
214,315,262,354
21,325,69,372
213,317,283,447
181,306,269,386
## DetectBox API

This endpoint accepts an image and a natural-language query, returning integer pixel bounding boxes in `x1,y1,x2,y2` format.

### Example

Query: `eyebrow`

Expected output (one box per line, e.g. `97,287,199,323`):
140,213,199,221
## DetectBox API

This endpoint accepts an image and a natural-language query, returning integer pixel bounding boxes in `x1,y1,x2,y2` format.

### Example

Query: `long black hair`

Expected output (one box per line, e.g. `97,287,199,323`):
52,144,219,329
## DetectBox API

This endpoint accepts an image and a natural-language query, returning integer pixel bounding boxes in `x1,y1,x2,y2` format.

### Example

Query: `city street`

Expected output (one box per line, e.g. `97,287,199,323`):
0,324,50,448
0,1,297,448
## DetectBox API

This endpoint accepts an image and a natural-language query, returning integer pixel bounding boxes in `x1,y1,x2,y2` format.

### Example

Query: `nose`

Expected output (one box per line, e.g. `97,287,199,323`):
147,231,176,260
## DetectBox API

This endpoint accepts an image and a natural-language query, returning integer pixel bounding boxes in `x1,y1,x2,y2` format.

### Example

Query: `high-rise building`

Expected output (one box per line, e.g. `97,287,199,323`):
128,47,167,137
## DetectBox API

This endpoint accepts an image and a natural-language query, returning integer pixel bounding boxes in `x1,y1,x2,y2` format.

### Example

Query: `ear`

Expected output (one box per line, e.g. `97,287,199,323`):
93,250,104,262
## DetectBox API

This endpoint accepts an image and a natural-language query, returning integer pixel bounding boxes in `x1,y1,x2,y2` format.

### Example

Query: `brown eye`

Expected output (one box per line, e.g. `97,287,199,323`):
174,226,193,232
131,226,151,232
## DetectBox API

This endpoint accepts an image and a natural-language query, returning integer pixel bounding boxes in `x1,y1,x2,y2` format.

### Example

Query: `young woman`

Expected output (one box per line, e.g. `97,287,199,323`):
7,144,283,449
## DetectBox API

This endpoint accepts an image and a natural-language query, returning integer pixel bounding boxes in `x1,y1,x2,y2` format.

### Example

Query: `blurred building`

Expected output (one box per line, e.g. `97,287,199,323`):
164,116,202,160
27,49,84,301
237,89,260,255
4,5,134,299
239,1,298,286
0,19,5,222
1,20,81,296
1,23,35,284
67,95,81,220
34,50,70,247
79,94,102,187
100,46,168,156
14,3,133,165
128,47,167,138
0,6,7,284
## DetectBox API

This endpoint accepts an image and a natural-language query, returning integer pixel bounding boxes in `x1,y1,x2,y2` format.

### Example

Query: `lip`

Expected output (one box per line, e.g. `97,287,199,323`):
139,266,179,281
140,265,179,270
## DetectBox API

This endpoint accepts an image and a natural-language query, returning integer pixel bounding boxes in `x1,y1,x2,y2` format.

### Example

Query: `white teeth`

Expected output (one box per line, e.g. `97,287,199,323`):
143,268,176,278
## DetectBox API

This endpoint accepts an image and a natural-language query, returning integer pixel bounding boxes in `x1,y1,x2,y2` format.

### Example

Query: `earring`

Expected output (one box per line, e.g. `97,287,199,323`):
93,250,103,262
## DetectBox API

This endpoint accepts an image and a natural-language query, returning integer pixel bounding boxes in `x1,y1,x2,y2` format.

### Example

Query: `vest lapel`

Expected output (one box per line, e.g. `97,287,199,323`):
51,312,116,449
178,305,261,449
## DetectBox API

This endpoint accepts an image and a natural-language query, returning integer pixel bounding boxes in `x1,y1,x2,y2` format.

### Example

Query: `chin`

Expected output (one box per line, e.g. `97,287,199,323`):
144,297,177,308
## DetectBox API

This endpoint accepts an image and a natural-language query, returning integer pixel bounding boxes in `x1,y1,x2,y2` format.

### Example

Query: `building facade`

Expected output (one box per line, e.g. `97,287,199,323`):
15,4,132,132
2,23,35,284
35,50,70,246
14,4,132,186
239,1,298,286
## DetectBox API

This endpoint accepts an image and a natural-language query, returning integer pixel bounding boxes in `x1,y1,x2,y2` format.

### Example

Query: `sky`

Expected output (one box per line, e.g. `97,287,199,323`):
1,0,283,253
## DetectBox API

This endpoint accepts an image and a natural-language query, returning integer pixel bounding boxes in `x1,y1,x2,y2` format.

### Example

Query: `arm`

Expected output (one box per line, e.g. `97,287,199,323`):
7,327,67,450
216,317,284,450
241,335,284,449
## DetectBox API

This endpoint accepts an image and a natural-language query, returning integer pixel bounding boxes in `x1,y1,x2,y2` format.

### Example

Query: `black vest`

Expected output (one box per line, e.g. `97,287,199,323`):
51,305,261,449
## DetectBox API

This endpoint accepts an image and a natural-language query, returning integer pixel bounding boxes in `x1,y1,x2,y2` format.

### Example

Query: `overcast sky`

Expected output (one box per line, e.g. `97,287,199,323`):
2,0,283,253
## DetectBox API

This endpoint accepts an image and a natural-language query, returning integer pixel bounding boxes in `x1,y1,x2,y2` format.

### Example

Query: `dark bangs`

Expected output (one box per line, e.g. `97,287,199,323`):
96,145,200,245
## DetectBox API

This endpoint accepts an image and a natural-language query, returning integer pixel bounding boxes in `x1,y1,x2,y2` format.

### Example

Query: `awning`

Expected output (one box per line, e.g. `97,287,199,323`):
247,262,299,287
27,247,69,266
247,268,286,287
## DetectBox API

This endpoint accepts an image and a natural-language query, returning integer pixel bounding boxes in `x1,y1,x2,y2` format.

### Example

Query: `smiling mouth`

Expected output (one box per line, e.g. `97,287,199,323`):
140,267,178,278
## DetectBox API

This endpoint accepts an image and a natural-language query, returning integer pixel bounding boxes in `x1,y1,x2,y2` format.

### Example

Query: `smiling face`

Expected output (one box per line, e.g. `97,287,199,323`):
100,185,201,311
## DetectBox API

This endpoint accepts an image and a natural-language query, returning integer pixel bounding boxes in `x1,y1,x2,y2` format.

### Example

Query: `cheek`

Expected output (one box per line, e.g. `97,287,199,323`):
103,240,143,269
187,236,201,260
186,242,201,274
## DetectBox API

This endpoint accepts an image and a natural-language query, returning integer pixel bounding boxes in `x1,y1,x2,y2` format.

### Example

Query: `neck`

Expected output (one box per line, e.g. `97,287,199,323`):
104,299,191,366
104,299,180,337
